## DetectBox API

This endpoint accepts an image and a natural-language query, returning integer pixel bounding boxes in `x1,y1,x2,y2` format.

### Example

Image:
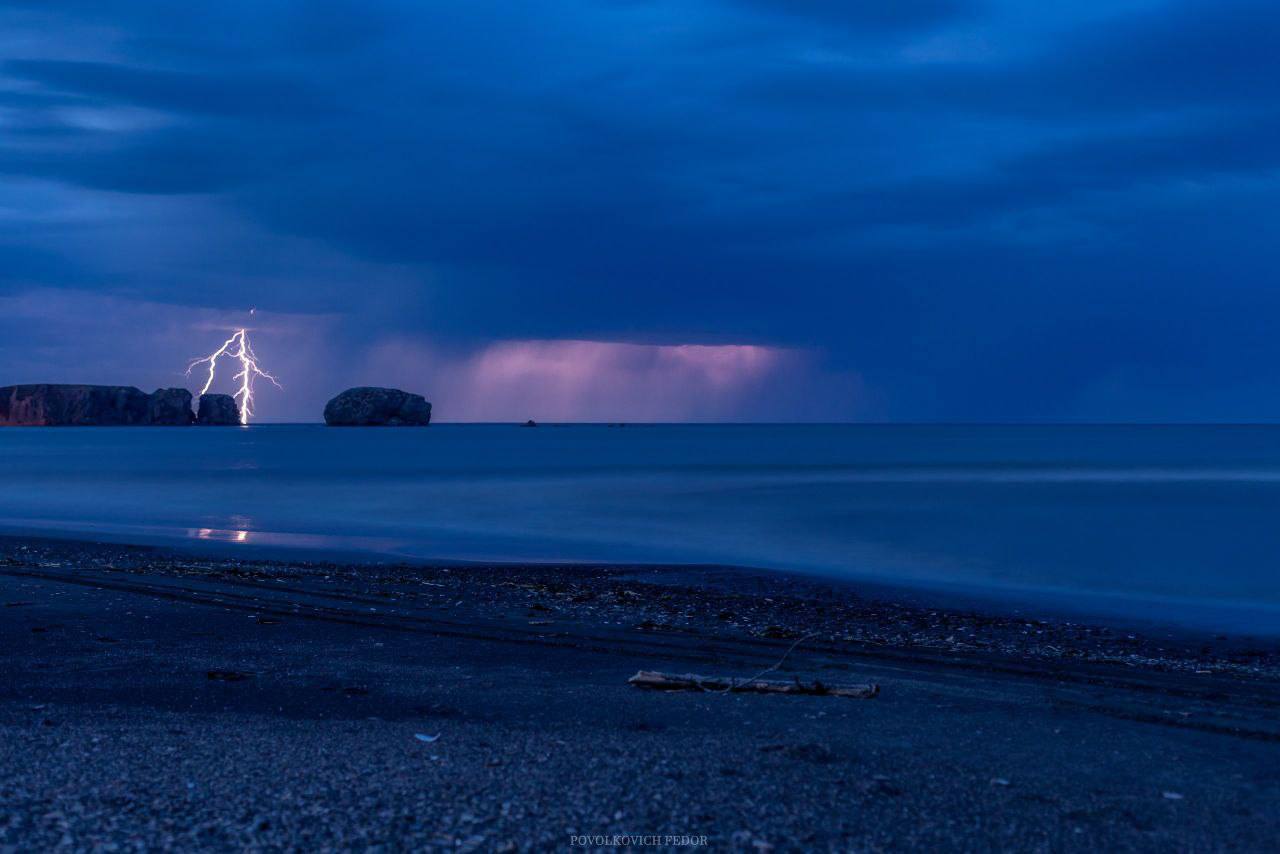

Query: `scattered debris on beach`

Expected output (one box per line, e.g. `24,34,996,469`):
3,536,1278,681
206,670,254,682
628,670,879,698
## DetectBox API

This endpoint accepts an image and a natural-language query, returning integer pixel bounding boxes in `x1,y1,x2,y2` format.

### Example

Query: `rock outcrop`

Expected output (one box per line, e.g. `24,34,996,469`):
0,384,151,426
0,384,215,426
197,393,240,425
148,388,196,425
323,387,432,426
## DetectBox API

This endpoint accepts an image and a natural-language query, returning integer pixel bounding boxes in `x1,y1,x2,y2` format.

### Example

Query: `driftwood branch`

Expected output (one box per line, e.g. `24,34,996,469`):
628,670,878,699
724,631,818,692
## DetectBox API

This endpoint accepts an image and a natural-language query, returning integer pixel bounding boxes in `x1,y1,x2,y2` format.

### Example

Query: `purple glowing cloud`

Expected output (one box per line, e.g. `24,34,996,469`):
361,338,866,422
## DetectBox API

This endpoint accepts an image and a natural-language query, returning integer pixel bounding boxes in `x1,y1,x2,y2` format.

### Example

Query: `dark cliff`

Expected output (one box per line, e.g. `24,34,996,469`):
148,388,196,425
197,393,240,425
0,385,202,426
1,385,151,426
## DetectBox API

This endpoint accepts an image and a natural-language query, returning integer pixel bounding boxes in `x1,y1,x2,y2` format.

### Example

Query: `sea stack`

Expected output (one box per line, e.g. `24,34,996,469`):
323,387,432,426
147,388,196,425
197,393,240,425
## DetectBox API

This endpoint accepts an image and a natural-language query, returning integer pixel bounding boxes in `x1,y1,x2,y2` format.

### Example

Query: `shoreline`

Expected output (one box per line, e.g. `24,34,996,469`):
5,522,1280,641
4,530,1279,699
3,533,1279,849
7,422,1280,643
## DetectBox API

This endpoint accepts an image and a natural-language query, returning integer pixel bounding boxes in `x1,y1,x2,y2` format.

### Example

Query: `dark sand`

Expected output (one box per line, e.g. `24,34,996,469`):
1,535,1278,851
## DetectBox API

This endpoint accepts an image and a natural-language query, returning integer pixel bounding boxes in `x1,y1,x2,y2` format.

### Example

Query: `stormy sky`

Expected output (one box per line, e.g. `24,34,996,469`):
2,0,1278,421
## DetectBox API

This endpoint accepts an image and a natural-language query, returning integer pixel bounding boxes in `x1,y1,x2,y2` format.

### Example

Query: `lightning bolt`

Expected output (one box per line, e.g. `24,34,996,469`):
186,327,281,425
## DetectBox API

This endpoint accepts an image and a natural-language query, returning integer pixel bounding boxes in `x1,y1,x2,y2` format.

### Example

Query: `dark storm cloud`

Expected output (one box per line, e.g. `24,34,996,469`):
0,125,299,194
781,112,1280,235
747,0,1280,118
2,0,1280,419
728,0,976,33
4,60,329,118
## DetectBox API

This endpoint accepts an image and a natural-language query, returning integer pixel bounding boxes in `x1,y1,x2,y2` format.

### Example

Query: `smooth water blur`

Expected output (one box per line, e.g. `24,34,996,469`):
2,424,1279,631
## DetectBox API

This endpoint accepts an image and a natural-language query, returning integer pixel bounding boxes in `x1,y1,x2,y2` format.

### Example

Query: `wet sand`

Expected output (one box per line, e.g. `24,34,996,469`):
1,535,1278,851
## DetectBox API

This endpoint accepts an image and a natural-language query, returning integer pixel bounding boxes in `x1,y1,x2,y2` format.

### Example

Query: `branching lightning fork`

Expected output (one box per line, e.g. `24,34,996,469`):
187,328,281,425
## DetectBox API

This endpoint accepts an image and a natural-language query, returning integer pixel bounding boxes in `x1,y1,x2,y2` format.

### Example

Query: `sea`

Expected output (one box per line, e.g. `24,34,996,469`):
2,423,1278,634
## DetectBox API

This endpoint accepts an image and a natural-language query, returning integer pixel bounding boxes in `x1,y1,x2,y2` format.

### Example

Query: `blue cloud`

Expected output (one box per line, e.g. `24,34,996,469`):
2,0,1279,419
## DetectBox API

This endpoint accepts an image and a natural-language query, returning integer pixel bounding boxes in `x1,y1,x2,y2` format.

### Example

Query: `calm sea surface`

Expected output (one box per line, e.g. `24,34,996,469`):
2,424,1278,632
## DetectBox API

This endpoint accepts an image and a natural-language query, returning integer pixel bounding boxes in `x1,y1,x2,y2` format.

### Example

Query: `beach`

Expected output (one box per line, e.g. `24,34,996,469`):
8,0,1279,848
2,534,1277,851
